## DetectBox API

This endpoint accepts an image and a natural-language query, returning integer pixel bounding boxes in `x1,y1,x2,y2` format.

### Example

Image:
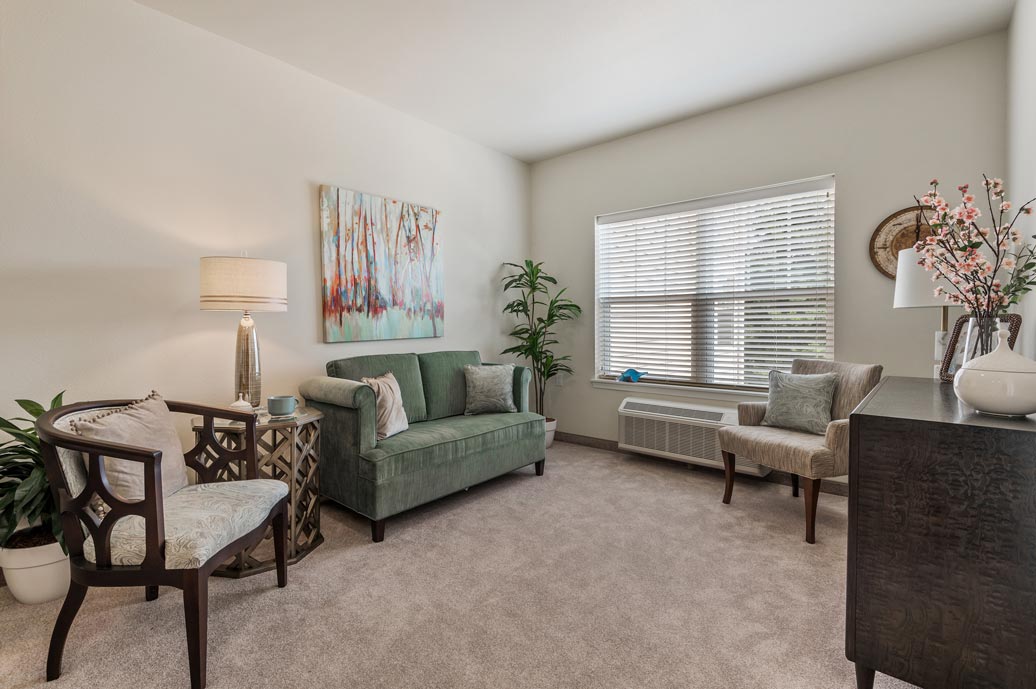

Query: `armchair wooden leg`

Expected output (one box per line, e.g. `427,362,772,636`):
273,501,288,588
721,451,736,504
183,571,209,689
855,663,875,689
803,477,821,544
791,473,799,498
535,459,545,476
371,518,386,543
47,580,88,681
145,585,159,601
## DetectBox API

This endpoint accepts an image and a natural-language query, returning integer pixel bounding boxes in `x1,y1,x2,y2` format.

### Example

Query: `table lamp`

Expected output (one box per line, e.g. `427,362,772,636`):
893,248,949,378
200,256,287,407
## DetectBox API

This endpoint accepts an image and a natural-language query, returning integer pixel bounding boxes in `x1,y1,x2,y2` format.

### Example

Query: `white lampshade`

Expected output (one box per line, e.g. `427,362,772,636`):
893,249,945,309
199,256,287,312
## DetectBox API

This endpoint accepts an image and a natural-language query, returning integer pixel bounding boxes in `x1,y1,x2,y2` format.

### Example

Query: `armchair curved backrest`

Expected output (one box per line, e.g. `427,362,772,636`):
790,359,884,421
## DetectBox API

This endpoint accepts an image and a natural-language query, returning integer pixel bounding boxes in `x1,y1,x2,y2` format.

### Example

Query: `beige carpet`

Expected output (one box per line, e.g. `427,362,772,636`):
0,442,914,689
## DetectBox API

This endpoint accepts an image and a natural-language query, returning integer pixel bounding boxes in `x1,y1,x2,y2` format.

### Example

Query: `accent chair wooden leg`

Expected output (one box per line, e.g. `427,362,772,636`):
855,663,876,689
791,473,800,498
47,580,88,681
803,477,821,544
273,501,288,588
371,518,386,543
145,585,159,601
535,459,545,476
182,571,209,689
721,451,735,504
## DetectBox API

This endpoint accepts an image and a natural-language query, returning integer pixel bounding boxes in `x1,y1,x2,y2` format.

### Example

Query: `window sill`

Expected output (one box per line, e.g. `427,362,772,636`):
589,378,768,404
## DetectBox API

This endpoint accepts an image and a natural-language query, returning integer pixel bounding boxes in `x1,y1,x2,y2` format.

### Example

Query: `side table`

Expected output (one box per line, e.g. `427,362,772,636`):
191,407,323,577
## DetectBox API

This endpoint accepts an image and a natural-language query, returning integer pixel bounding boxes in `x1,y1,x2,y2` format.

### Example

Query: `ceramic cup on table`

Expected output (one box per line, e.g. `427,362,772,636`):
268,395,298,416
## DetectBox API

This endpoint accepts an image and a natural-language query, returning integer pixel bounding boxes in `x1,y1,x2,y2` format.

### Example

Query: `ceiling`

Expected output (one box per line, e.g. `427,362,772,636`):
137,0,1015,162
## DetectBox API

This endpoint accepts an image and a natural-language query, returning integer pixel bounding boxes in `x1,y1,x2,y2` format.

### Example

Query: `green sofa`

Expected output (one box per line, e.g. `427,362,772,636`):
299,351,546,542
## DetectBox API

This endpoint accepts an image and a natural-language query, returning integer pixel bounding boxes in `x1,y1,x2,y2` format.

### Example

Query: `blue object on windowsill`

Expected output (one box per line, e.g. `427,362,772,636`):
618,369,648,382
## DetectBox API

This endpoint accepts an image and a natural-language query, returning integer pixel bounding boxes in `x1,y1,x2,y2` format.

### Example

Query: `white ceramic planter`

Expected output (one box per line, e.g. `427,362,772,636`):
544,417,557,448
0,541,70,604
954,327,1036,417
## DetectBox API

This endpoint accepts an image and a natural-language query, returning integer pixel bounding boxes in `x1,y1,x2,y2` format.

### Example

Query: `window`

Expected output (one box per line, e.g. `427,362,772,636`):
595,176,835,391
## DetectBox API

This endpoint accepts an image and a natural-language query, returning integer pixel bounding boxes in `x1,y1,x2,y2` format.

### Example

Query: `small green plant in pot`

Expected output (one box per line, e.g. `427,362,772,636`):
501,260,581,447
0,393,70,604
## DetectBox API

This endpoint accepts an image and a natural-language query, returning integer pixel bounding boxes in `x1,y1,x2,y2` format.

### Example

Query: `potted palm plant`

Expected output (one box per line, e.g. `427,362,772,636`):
502,260,581,447
0,393,70,604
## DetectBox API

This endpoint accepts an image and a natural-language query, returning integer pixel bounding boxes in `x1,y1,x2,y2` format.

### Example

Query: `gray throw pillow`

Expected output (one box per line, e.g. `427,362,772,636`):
761,370,839,435
463,364,517,415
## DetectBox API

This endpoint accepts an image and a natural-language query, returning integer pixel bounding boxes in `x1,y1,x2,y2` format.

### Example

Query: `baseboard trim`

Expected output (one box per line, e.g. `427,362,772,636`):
553,432,849,497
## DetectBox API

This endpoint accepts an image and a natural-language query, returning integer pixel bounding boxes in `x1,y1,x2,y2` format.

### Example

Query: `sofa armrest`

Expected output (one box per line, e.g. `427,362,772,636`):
738,401,768,426
824,418,849,457
299,376,377,453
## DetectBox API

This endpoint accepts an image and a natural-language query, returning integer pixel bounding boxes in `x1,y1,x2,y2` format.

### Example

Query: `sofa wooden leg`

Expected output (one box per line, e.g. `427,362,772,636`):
145,585,159,601
47,580,88,681
182,571,208,689
855,663,875,689
721,451,736,504
803,477,821,544
371,518,386,543
535,459,545,476
791,473,799,498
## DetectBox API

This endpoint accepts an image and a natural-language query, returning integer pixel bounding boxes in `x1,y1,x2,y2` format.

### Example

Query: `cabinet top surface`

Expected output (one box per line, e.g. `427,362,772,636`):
853,376,1036,432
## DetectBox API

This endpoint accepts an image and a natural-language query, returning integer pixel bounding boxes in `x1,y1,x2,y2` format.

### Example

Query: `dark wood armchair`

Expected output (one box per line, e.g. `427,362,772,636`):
36,400,290,689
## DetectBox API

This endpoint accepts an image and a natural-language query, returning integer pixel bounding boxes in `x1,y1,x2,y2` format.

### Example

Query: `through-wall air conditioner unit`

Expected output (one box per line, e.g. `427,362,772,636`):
618,397,770,477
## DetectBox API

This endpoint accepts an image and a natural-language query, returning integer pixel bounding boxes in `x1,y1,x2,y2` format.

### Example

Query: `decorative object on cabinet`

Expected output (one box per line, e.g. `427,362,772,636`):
869,206,934,279
953,327,1036,416
191,408,323,577
938,313,1021,383
847,377,1036,689
200,256,288,408
319,185,442,343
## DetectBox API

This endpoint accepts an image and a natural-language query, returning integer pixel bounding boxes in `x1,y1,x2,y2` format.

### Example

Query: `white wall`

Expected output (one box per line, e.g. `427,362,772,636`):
0,0,529,422
1011,0,1036,357
530,33,1007,441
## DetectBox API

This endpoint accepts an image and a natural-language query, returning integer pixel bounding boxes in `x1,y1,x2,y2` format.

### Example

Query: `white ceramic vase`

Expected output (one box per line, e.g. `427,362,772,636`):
544,417,557,448
0,540,70,604
953,327,1036,417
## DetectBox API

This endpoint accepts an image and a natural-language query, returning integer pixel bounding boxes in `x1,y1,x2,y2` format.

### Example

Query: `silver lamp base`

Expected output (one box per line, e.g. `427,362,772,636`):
235,311,261,407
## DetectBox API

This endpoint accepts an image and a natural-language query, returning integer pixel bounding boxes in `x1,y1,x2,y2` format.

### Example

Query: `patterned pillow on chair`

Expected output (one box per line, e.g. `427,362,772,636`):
761,370,839,435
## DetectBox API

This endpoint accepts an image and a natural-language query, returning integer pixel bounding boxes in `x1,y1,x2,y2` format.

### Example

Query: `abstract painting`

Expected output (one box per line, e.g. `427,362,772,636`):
319,185,443,342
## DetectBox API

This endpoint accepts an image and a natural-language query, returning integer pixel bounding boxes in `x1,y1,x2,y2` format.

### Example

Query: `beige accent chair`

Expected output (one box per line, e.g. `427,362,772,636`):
717,359,883,543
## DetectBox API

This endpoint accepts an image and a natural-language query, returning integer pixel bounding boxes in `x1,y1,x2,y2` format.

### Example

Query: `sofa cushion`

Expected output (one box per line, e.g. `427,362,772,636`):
327,353,427,423
418,350,482,420
359,412,543,483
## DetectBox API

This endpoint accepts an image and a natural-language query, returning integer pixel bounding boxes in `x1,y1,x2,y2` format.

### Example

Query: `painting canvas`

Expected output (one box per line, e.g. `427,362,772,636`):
319,185,443,342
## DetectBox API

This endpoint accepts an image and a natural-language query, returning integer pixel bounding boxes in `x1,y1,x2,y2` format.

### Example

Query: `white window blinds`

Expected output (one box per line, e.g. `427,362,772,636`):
595,176,835,390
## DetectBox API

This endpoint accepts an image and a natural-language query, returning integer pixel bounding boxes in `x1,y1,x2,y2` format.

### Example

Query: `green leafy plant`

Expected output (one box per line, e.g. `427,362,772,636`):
501,260,581,417
0,393,66,551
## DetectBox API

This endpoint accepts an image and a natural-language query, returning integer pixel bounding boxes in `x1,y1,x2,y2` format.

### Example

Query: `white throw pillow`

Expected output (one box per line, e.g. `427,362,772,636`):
70,392,190,501
361,371,409,440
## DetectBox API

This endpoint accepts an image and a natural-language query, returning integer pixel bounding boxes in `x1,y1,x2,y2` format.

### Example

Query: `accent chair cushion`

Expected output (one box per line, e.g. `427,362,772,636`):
361,371,409,440
418,350,482,420
464,364,517,415
83,479,287,570
327,353,427,423
69,392,189,501
717,425,839,479
761,370,839,435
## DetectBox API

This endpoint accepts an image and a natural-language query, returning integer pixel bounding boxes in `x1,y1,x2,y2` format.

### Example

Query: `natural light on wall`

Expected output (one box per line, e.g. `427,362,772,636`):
594,175,836,391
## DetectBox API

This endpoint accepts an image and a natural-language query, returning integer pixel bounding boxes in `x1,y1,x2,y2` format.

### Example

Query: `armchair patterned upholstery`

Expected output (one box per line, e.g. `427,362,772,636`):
717,359,883,543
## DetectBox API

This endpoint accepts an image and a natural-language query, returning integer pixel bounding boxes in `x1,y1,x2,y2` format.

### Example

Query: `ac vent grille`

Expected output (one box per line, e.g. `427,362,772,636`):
623,401,724,422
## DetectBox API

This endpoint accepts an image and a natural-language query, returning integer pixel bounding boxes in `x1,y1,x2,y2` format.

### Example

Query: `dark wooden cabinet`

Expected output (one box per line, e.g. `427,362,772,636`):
847,377,1036,689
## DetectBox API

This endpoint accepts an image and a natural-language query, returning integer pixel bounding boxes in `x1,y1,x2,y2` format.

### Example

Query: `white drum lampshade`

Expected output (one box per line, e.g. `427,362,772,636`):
200,257,288,408
893,248,950,376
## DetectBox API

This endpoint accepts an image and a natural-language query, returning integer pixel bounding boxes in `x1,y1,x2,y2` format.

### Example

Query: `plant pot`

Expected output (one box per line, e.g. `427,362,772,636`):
0,540,69,604
544,417,557,448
